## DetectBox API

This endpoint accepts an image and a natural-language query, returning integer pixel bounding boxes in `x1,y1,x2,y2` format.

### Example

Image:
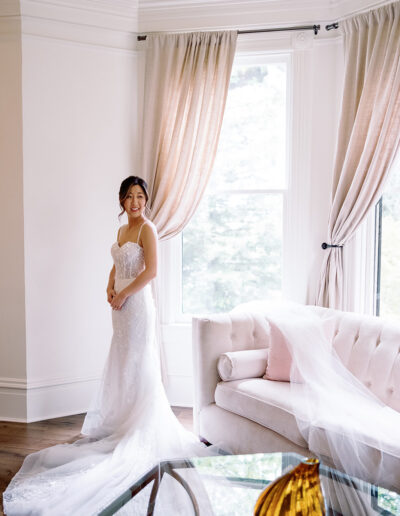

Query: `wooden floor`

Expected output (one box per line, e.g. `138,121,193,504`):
0,407,193,516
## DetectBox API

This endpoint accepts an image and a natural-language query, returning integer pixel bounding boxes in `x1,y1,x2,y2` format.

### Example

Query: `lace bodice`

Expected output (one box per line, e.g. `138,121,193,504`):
111,242,145,280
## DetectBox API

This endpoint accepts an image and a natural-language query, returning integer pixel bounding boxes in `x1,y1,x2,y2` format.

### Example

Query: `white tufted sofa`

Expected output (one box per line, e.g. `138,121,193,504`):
192,305,400,486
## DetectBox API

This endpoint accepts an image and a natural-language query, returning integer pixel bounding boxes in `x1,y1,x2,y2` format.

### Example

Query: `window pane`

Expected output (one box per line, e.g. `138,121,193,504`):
209,62,287,191
182,193,283,313
380,164,400,319
182,58,288,315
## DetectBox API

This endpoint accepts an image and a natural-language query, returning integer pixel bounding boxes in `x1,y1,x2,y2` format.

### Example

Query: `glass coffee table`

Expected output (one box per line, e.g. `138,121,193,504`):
99,452,400,515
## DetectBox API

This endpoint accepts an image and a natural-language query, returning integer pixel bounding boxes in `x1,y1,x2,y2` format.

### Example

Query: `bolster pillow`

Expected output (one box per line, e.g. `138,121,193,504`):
217,349,269,381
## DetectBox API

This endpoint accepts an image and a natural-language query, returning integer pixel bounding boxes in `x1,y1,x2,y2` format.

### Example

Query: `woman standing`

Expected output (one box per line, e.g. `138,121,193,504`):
3,176,219,515
81,176,160,439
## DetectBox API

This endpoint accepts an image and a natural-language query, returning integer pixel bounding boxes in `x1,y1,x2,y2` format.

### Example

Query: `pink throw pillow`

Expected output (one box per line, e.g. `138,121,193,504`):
263,321,302,382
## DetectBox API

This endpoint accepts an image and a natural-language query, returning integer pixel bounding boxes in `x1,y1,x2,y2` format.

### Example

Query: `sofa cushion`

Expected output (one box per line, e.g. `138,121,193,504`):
199,403,311,456
214,378,307,447
218,349,269,381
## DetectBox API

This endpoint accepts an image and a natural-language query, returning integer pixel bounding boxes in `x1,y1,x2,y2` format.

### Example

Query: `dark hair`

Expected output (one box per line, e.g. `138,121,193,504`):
118,176,149,219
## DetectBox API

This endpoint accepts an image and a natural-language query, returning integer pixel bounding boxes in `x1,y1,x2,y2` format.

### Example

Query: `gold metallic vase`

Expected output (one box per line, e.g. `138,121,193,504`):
254,458,325,516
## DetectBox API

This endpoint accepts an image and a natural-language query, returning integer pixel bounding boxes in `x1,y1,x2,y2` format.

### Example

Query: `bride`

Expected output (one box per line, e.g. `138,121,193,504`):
3,175,222,515
81,175,159,439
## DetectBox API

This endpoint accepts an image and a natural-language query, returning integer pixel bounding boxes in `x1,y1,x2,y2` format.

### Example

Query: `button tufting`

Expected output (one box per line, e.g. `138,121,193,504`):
365,380,371,387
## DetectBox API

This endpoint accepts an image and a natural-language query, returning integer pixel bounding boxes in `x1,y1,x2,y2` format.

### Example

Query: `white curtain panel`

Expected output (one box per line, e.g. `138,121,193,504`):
316,2,400,309
140,31,237,239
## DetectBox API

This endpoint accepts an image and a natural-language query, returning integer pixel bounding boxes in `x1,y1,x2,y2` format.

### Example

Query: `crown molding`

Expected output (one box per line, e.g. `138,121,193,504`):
138,0,393,12
0,1,139,50
2,0,393,35
27,0,138,17
0,1,139,33
333,0,395,18
137,0,394,32
141,0,323,7
21,17,138,51
0,0,20,17
138,0,337,33
3,0,393,38
20,0,138,32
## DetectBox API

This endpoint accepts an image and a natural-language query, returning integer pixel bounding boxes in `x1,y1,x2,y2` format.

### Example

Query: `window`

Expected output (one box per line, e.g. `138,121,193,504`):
181,55,290,315
374,161,400,320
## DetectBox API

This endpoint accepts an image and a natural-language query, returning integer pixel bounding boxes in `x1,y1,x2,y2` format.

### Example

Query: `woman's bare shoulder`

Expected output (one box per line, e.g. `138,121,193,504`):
118,224,128,236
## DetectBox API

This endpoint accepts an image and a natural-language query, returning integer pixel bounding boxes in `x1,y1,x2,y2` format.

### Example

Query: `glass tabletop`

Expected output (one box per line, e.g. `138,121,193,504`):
99,452,400,516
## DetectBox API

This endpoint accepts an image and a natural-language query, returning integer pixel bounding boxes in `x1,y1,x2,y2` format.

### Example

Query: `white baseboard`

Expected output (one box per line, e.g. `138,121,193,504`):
165,374,194,408
26,379,100,422
0,387,27,422
0,373,192,422
0,375,100,423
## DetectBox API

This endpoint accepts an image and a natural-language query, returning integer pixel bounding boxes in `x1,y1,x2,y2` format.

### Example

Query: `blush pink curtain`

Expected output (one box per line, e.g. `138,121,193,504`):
140,31,237,240
316,3,400,309
140,31,237,387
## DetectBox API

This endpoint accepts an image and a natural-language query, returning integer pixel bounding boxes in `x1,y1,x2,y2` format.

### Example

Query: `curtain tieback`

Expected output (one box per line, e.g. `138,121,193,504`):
321,242,343,249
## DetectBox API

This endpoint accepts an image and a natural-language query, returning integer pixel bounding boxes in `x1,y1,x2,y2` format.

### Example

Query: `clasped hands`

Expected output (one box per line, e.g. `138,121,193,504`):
107,287,128,310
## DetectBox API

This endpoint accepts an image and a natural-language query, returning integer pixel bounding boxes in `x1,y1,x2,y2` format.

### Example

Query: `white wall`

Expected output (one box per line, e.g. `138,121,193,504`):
0,16,27,419
23,36,138,421
0,1,139,421
305,37,344,303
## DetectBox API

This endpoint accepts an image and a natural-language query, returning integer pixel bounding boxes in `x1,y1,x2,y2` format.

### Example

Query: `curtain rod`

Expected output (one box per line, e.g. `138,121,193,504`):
137,22,339,41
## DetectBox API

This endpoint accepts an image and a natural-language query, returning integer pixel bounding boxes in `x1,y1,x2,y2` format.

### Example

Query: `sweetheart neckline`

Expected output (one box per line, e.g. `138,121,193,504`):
113,241,143,251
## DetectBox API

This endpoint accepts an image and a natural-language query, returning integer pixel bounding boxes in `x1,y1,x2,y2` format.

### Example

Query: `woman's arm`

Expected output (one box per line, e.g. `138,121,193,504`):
108,226,122,305
111,223,158,310
107,264,116,304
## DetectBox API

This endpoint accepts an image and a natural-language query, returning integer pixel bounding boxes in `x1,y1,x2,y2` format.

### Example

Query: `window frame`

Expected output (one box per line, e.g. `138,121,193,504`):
373,197,383,316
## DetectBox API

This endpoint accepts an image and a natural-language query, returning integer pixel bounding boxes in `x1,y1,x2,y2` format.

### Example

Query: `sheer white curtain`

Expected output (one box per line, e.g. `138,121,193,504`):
316,3,400,309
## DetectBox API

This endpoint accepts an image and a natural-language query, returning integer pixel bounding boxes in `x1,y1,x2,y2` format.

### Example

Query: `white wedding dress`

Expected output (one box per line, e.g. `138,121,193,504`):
3,225,223,515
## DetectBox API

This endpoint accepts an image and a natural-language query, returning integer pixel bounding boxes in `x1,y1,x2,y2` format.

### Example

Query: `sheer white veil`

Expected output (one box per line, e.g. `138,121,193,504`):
233,301,400,494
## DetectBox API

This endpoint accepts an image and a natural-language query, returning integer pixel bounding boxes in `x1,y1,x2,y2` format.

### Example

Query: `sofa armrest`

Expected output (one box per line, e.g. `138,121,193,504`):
192,315,233,420
192,311,271,433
